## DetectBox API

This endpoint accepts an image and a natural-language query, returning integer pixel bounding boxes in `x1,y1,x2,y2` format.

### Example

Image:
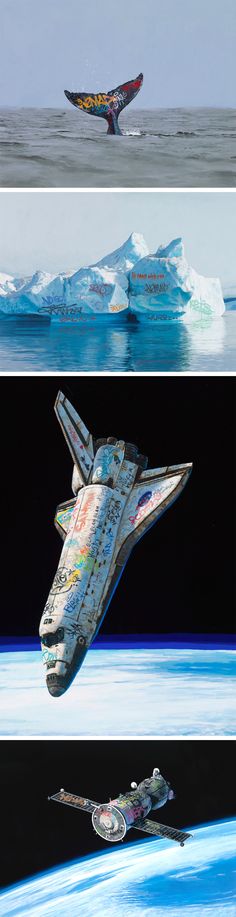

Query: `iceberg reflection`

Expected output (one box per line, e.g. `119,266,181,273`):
0,311,234,372
184,316,225,356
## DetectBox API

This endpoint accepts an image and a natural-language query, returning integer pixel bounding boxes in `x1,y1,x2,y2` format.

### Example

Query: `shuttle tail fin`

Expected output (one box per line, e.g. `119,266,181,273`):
55,391,94,485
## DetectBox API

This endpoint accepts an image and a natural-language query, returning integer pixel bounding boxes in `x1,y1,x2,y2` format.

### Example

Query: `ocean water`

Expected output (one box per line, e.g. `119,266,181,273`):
1,822,235,916
0,647,235,735
1,107,236,187
0,311,235,372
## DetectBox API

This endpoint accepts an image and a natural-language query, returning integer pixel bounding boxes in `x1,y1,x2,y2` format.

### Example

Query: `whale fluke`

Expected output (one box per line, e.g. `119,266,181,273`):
64,73,143,135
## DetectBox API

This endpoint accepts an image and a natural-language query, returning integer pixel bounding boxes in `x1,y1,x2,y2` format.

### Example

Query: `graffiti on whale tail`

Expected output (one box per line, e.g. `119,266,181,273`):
64,73,143,135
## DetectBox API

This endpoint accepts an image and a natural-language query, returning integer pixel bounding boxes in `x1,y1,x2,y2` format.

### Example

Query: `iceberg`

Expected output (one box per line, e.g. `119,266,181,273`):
0,271,63,314
0,272,30,298
129,238,225,320
0,267,128,318
64,233,148,317
0,272,15,295
66,267,128,315
0,235,225,322
94,232,149,272
0,233,147,319
223,284,236,311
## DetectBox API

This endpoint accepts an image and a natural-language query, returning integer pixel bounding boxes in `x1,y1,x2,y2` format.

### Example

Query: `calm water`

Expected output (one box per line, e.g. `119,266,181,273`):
1,107,236,187
0,312,236,372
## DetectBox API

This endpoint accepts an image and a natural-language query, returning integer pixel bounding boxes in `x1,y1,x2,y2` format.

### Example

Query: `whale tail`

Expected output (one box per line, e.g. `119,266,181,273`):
64,72,143,135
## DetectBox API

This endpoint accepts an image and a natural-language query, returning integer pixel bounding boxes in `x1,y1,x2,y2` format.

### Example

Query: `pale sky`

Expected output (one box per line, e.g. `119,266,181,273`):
1,0,236,108
0,191,236,284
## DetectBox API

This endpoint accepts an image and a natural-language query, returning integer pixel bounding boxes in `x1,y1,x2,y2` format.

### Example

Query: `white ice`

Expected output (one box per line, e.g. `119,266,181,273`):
0,235,225,319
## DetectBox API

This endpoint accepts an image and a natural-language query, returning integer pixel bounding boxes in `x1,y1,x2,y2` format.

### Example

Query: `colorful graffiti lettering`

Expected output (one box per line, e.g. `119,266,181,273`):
189,299,212,315
39,304,82,316
146,313,178,322
59,314,84,323
132,273,165,281
103,531,114,557
67,423,79,445
63,569,80,588
110,304,124,312
128,489,163,525
51,566,80,593
148,273,164,280
73,493,95,533
63,537,80,550
66,423,90,472
42,295,65,305
73,546,99,576
42,648,57,664
76,93,116,112
93,446,113,480
107,499,122,524
57,506,74,530
53,549,99,593
118,465,136,490
64,587,87,614
144,282,169,295
89,283,110,297
137,490,152,507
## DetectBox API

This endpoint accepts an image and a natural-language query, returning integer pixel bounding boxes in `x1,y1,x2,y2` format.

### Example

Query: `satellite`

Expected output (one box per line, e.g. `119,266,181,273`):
39,391,192,696
49,768,192,846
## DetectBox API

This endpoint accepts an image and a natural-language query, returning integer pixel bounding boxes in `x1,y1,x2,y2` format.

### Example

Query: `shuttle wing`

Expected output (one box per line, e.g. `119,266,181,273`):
116,463,192,564
54,498,76,540
134,818,192,844
55,392,94,485
91,463,192,627
49,789,98,814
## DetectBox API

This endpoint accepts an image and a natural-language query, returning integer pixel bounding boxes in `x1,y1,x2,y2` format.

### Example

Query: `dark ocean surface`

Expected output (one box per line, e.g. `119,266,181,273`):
1,107,236,187
0,311,235,372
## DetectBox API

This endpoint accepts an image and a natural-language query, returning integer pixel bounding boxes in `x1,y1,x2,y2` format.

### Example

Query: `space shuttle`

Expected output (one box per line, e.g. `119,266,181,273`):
39,392,192,696
49,767,192,846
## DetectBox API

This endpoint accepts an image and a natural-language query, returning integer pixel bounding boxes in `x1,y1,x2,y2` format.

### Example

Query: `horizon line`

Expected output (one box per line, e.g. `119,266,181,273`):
1,633,235,652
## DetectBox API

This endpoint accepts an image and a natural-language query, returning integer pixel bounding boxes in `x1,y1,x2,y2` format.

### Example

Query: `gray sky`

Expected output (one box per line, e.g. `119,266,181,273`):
0,191,235,284
1,0,236,108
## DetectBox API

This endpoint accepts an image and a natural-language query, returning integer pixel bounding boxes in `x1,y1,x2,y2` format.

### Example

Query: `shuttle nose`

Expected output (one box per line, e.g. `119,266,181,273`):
46,642,87,697
46,674,68,697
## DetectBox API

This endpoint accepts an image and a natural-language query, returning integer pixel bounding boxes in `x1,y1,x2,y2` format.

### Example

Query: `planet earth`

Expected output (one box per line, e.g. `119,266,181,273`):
0,820,235,916
0,647,235,735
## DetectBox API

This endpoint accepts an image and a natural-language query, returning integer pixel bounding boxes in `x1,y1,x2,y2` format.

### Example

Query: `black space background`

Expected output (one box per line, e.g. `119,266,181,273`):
0,739,235,888
1,375,235,638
